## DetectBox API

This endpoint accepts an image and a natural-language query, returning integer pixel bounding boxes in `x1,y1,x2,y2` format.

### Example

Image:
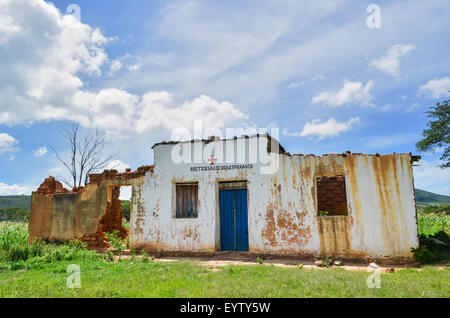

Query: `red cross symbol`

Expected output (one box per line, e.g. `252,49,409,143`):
208,155,217,165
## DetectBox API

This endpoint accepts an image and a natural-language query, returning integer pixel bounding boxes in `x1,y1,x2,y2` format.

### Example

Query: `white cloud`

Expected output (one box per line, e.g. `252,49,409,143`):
419,76,450,98
0,1,247,140
0,0,109,125
109,59,122,72
312,81,374,107
413,159,450,195
370,44,415,77
70,89,247,138
32,146,48,157
283,117,360,141
0,182,30,195
0,133,17,155
136,93,248,134
106,160,130,172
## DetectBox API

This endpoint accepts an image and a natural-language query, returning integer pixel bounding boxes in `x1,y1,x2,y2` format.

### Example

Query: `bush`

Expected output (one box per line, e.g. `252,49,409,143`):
0,207,29,222
417,211,450,236
0,222,101,271
105,230,125,251
104,250,115,262
411,246,436,264
0,224,28,252
121,200,131,221
421,205,450,215
413,231,450,264
7,244,29,262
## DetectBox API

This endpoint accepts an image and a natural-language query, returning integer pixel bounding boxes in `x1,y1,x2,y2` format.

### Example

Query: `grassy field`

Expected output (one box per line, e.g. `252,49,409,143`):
0,258,448,298
0,212,449,298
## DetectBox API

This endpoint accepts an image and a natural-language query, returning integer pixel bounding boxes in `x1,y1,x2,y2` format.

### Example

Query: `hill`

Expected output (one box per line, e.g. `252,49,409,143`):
415,189,450,209
0,195,31,210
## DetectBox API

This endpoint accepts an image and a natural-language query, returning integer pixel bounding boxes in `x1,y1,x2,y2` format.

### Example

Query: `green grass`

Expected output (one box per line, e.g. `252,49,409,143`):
0,259,448,298
0,212,449,298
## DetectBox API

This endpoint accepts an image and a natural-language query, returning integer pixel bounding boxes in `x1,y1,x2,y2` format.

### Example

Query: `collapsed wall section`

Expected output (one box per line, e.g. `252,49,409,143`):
28,166,153,249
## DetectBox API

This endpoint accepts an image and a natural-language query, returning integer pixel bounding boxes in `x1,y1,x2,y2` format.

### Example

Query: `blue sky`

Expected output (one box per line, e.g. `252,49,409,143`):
0,0,449,196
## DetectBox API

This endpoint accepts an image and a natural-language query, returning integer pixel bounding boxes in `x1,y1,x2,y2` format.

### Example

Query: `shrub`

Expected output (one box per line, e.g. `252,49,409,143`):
421,205,450,215
105,230,125,251
0,207,29,222
121,200,131,221
7,244,29,262
29,238,45,257
411,246,436,264
0,224,28,252
417,211,450,236
104,250,115,262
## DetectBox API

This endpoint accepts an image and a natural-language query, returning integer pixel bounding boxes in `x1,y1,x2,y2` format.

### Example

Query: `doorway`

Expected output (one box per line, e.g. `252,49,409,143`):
219,181,249,251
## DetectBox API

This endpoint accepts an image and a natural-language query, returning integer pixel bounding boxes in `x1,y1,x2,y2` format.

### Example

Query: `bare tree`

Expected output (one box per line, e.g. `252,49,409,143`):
50,124,117,188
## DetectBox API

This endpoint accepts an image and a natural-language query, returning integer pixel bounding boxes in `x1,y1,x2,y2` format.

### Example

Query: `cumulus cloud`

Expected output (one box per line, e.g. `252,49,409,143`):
0,182,30,195
32,146,48,157
136,93,248,134
370,44,415,77
0,0,109,125
312,81,374,107
0,133,17,155
283,117,360,141
71,89,247,138
418,76,450,98
0,0,247,139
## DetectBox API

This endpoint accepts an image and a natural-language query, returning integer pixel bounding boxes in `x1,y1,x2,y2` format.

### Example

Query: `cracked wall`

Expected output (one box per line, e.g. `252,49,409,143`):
28,167,152,249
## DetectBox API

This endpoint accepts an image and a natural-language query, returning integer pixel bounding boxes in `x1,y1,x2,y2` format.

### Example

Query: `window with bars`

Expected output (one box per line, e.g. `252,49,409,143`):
175,183,198,218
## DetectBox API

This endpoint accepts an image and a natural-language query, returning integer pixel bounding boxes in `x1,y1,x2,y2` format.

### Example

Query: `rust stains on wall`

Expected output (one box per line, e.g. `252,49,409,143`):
317,216,351,255
261,171,312,250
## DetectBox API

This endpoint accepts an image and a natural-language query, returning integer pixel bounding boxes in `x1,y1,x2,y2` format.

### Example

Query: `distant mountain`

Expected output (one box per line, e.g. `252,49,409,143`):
0,189,448,211
0,195,31,210
415,189,450,209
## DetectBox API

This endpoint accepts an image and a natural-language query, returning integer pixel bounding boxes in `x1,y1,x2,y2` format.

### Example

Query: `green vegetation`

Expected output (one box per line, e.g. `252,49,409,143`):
421,204,450,216
120,200,131,221
0,195,31,210
0,257,447,297
0,222,101,271
415,189,450,210
413,206,450,264
0,207,29,222
416,97,450,168
0,216,448,298
104,230,126,252
0,196,449,297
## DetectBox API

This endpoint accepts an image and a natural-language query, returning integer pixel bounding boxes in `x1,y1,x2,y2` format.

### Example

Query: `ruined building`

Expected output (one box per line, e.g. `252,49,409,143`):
29,135,421,262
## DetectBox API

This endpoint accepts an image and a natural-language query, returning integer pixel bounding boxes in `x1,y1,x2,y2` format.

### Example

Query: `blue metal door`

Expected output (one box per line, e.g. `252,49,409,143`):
219,189,248,251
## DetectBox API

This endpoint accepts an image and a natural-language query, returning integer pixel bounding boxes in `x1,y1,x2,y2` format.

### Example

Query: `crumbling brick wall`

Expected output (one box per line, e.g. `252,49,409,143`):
100,187,128,239
316,175,348,216
28,166,152,250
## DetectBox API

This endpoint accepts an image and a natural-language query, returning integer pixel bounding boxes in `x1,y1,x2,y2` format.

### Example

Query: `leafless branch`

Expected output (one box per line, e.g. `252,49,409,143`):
49,124,117,188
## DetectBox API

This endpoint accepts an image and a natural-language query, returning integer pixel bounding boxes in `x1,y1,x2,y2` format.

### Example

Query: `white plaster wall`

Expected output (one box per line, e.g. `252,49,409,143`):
129,135,419,259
